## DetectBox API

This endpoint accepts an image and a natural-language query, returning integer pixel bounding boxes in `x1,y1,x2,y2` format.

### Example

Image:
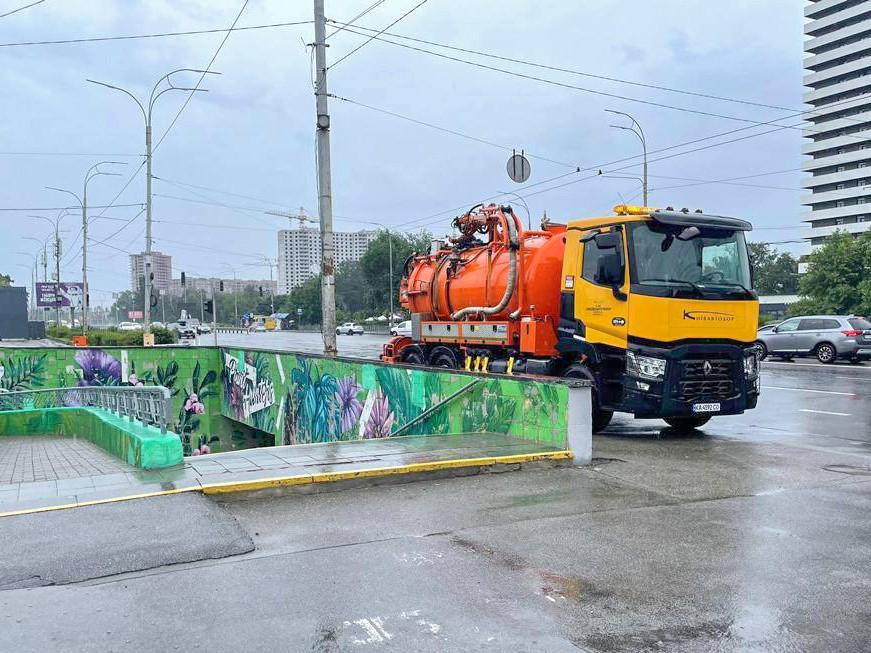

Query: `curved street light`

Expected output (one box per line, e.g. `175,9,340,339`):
606,109,648,206
87,69,220,334
47,161,126,334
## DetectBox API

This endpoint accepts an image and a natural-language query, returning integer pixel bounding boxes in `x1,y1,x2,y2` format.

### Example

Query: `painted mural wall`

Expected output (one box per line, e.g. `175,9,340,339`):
218,348,569,447
0,347,244,456
0,346,570,454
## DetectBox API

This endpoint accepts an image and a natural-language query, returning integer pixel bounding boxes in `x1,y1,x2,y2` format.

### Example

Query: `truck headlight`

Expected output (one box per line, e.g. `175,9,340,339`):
743,352,758,378
626,351,666,380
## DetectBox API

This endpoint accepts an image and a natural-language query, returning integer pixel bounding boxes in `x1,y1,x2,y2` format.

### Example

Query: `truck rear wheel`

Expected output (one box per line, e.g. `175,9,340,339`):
663,416,711,432
562,363,613,433
428,346,459,369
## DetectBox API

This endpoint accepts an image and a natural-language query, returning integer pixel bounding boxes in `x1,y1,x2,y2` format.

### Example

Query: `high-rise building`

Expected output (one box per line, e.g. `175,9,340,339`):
277,226,378,294
129,251,172,292
803,0,871,250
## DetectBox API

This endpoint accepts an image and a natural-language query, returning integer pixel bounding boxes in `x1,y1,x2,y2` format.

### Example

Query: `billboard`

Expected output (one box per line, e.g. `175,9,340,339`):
128,310,143,319
36,282,84,308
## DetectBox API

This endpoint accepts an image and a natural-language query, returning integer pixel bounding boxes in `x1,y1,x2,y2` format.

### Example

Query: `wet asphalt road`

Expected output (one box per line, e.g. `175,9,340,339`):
1,331,869,651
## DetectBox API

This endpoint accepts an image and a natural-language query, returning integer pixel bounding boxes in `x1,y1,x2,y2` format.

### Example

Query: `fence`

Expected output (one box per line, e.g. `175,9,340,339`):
0,386,173,433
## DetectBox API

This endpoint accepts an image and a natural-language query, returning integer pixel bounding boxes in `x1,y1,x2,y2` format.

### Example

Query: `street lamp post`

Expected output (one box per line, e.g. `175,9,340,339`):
27,210,72,327
606,109,648,206
221,264,239,324
87,69,218,337
47,161,125,335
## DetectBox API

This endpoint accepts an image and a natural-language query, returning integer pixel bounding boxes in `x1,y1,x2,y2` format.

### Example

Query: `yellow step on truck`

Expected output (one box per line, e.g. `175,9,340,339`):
384,203,761,432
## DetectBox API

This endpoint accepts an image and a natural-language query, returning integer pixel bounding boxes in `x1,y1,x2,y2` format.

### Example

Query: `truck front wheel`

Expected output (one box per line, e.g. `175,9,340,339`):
562,363,613,433
663,416,711,432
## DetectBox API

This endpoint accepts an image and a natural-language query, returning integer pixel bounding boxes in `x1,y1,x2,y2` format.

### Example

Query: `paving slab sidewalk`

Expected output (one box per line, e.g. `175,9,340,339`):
0,433,568,515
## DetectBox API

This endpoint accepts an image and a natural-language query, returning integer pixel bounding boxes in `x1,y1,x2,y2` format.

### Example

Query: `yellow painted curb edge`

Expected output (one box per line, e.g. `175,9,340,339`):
0,450,573,517
200,450,573,495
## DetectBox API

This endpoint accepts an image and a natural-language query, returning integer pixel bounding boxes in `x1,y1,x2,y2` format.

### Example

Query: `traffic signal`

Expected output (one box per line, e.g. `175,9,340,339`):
219,280,224,292
258,286,263,296
203,299,214,314
181,271,186,286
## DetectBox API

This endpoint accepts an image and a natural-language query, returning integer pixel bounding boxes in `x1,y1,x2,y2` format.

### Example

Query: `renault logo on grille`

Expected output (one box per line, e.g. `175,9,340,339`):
703,360,713,376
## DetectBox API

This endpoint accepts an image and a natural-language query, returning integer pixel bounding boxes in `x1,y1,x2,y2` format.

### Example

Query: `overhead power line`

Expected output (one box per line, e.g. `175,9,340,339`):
327,0,387,39
0,151,140,157
329,20,861,124
330,93,577,168
0,202,142,211
0,0,45,19
330,0,430,69
332,25,871,141
154,0,248,150
0,20,311,48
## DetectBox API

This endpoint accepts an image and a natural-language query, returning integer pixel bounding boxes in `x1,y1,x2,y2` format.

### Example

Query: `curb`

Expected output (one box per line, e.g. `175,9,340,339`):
0,450,573,518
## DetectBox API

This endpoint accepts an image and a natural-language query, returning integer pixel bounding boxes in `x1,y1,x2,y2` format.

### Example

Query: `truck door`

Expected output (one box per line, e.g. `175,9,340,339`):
576,228,629,349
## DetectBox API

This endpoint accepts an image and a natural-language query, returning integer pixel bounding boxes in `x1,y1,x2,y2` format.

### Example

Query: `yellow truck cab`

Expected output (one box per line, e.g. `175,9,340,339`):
558,205,760,431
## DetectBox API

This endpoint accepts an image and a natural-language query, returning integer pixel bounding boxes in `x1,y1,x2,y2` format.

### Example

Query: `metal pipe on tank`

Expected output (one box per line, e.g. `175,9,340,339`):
451,209,519,320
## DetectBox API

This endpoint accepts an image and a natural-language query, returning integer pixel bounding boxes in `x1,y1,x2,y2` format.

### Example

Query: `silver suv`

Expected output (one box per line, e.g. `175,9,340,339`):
755,315,871,364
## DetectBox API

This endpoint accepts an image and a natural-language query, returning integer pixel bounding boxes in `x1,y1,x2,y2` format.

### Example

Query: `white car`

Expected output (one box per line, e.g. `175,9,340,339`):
390,320,412,337
336,322,365,335
117,322,143,331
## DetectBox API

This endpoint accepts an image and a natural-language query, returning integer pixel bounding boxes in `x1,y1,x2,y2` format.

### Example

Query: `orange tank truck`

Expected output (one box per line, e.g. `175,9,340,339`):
383,202,760,432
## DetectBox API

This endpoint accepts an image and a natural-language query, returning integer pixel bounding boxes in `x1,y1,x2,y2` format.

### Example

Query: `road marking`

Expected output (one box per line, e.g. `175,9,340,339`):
762,385,855,396
763,361,871,372
799,409,851,417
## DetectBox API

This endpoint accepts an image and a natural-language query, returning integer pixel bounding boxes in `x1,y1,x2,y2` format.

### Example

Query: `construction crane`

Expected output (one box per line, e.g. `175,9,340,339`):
265,206,315,229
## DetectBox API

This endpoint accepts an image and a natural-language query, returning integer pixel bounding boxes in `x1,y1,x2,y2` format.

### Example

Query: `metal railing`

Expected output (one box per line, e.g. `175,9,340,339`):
0,386,173,433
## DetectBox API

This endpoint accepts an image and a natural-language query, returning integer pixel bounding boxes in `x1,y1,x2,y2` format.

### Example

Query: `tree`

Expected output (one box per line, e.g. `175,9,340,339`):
791,230,871,316
0,273,12,287
748,243,799,295
359,230,431,316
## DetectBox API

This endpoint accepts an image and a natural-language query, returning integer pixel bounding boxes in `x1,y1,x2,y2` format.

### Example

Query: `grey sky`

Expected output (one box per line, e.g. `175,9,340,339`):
1,0,805,305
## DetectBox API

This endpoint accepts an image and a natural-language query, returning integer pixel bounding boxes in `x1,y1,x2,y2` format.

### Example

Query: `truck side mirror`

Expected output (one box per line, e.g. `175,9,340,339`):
593,232,621,250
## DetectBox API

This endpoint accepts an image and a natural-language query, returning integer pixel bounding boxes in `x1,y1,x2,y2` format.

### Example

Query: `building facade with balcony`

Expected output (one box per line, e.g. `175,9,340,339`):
129,251,172,292
803,0,871,252
277,227,378,294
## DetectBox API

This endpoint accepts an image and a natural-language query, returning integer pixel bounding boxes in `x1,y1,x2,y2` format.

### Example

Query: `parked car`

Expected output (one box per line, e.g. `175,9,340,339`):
117,321,143,331
336,322,365,335
150,321,165,330
390,320,412,337
755,315,871,364
197,323,212,334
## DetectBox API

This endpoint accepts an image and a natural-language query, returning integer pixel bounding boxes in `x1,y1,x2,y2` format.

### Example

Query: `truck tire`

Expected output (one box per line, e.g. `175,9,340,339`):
399,344,426,365
562,363,613,433
663,416,711,432
428,346,459,369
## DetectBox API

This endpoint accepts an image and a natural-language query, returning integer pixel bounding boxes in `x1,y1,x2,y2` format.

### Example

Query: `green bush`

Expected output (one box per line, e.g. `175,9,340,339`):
46,325,177,346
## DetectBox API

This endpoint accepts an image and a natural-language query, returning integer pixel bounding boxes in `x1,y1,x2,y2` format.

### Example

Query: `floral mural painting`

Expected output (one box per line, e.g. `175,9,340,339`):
179,360,219,456
221,351,276,442
75,349,121,386
336,377,363,435
0,353,48,392
287,357,338,444
363,391,394,438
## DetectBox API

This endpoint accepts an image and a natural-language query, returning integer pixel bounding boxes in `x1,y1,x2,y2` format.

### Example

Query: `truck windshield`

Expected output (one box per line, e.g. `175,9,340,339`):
627,222,753,299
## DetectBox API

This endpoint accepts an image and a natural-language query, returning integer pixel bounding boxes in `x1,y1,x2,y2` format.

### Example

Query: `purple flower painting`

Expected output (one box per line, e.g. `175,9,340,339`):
335,377,363,434
75,349,121,386
364,391,395,439
184,392,205,415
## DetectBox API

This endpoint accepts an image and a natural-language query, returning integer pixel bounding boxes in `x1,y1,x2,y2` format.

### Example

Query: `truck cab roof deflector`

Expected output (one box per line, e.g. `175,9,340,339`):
650,210,752,232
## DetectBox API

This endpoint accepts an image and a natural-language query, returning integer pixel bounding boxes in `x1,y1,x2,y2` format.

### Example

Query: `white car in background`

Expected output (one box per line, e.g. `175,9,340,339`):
390,320,412,337
117,322,143,331
336,322,365,335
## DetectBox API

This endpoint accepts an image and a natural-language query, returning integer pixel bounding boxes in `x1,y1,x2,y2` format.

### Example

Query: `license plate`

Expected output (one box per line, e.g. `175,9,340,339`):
692,402,720,413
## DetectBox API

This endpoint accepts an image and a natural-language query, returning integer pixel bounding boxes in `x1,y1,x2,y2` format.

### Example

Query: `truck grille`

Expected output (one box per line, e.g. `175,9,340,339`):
678,359,735,401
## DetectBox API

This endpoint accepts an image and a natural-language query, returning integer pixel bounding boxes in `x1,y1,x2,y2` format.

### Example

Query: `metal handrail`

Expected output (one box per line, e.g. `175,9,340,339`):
0,386,173,433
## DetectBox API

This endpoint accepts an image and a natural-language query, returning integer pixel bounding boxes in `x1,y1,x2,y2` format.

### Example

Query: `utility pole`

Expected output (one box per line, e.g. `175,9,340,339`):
388,230,394,328
313,0,337,357
606,109,648,206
